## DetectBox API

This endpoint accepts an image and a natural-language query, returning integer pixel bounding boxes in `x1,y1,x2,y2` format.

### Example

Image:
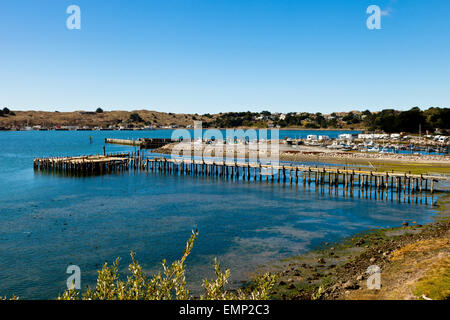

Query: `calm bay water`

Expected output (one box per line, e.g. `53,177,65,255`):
0,130,437,299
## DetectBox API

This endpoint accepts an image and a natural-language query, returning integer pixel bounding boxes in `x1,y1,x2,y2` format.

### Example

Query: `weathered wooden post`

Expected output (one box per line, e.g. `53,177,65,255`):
335,169,339,188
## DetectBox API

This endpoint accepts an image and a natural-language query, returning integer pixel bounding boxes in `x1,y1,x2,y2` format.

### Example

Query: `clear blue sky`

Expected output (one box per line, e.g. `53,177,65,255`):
1,0,449,114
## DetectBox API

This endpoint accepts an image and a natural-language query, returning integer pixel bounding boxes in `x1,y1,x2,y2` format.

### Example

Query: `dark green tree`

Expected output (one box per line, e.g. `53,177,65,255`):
129,113,144,122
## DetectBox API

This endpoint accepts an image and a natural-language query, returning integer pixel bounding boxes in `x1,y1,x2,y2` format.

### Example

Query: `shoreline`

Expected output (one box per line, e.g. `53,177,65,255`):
260,193,450,300
153,143,450,174
0,127,363,132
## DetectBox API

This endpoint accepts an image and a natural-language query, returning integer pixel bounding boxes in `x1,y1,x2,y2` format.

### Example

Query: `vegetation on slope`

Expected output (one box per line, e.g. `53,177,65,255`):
1,107,448,132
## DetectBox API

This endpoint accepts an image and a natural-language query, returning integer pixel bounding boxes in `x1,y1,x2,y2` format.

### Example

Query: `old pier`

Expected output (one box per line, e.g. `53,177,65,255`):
105,138,173,149
143,158,446,196
33,153,131,175
33,151,449,202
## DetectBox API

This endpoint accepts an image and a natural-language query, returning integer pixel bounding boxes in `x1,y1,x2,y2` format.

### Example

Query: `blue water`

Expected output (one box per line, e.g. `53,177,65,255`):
0,130,437,299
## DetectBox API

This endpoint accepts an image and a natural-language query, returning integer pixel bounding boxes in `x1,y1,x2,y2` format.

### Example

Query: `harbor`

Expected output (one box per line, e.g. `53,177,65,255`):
2,123,448,300
2,0,450,303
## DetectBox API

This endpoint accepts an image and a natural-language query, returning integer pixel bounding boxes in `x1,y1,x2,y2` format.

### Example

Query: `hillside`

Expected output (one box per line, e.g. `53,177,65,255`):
0,107,448,132
0,110,214,130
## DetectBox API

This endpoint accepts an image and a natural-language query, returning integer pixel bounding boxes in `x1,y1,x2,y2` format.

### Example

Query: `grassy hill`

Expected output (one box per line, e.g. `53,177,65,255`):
0,110,215,129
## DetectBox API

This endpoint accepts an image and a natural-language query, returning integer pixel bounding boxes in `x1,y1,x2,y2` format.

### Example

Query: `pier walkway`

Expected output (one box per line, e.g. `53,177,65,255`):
33,153,130,174
105,138,173,149
33,152,450,196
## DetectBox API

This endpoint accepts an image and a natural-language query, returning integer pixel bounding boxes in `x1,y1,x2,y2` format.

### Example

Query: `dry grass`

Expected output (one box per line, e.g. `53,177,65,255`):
413,256,450,300
374,162,450,175
390,239,450,262
345,237,450,300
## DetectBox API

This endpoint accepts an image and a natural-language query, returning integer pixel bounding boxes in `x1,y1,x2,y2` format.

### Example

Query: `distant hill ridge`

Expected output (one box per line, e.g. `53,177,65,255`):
0,107,448,133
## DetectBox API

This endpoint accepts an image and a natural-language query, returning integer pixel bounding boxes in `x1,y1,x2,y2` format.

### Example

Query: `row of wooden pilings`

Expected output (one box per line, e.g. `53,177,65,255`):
142,157,442,195
33,152,446,196
33,153,131,175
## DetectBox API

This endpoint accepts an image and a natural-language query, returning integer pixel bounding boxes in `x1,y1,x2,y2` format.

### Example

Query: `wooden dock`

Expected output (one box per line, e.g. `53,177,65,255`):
33,153,131,174
105,138,174,149
33,152,449,198
143,158,447,195
104,138,142,147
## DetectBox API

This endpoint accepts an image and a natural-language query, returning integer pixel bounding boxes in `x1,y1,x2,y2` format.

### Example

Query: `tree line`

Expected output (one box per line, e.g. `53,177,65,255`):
205,107,449,133
363,107,449,133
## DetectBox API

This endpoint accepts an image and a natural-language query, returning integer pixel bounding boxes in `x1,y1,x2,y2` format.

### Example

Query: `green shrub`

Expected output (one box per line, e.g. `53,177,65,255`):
58,230,276,300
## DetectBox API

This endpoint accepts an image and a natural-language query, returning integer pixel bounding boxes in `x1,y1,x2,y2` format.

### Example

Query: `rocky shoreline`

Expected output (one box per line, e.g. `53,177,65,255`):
263,194,450,300
154,142,450,168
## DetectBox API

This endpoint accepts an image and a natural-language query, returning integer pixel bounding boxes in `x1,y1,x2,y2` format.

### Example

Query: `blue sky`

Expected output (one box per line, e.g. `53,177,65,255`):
0,0,449,114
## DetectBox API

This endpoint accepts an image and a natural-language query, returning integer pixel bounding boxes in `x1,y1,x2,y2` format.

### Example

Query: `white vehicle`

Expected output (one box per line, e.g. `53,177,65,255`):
327,141,344,149
374,134,389,139
338,134,353,140
306,135,318,141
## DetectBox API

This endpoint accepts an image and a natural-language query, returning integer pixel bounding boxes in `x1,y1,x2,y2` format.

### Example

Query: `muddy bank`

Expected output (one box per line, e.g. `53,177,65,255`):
263,193,450,300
